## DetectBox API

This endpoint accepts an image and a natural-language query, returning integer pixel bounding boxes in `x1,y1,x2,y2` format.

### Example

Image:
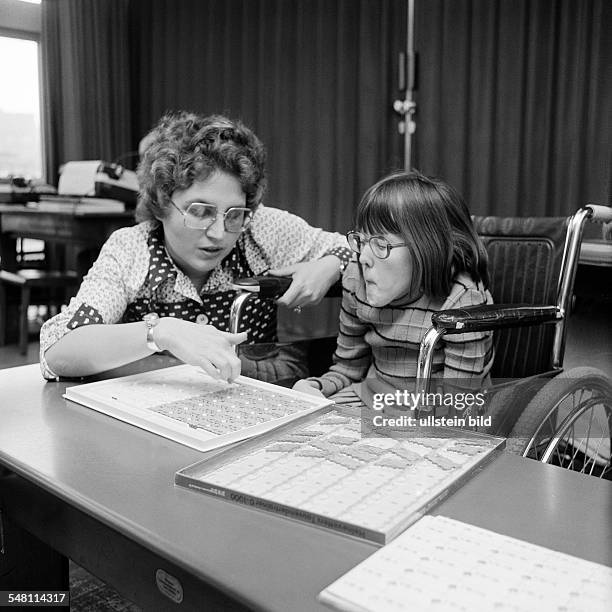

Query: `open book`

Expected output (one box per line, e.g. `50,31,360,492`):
64,364,332,452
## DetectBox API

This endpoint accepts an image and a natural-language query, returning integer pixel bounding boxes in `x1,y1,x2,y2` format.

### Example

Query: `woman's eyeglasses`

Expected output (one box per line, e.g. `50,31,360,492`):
346,231,409,260
170,201,252,233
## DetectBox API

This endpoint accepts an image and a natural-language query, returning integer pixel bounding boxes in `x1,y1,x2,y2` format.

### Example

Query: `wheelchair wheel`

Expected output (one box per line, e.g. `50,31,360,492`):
482,376,552,437
506,367,612,478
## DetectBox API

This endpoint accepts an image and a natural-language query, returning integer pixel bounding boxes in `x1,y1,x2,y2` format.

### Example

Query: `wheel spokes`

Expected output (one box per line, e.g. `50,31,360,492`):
540,386,612,478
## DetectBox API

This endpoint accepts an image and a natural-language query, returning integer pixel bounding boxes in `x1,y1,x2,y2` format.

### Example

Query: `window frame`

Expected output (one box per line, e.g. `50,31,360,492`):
0,26,44,180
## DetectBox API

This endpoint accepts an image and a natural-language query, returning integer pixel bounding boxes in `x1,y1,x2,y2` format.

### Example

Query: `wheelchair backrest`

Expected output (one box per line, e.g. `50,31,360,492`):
474,215,568,378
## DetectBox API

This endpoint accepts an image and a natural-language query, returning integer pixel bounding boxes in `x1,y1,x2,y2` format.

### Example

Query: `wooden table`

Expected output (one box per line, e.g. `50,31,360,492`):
0,204,134,277
0,360,610,610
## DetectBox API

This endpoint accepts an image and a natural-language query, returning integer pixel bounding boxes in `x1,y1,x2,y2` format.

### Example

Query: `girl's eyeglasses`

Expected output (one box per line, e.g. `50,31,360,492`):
346,231,409,260
170,200,253,233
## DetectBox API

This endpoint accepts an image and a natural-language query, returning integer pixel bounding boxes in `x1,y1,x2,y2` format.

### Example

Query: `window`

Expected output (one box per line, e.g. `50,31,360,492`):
0,34,42,179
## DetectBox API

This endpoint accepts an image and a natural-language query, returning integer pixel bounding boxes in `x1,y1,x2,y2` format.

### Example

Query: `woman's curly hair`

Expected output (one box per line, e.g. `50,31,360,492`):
136,111,267,222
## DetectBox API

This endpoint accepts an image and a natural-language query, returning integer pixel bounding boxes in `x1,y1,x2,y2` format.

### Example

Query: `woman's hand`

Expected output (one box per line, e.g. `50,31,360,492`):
268,255,340,309
292,379,325,398
156,318,248,382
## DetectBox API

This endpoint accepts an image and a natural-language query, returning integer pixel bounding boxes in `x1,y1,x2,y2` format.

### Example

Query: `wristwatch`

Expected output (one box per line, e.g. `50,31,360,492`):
143,312,161,353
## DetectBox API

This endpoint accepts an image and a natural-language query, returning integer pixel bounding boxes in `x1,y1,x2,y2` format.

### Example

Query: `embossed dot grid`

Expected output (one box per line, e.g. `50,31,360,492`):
182,409,504,543
319,515,612,612
80,375,317,434
151,386,314,434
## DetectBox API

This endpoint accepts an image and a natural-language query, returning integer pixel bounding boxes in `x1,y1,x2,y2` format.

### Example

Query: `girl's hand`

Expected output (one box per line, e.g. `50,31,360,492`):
292,379,325,398
268,255,340,309
156,318,248,382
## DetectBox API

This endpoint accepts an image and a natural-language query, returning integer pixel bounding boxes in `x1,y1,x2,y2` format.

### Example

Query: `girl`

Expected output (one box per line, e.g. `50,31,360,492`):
294,170,494,404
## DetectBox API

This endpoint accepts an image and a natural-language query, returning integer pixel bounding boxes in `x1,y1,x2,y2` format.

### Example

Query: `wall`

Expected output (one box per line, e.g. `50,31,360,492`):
414,0,611,217
127,0,405,232
0,0,41,36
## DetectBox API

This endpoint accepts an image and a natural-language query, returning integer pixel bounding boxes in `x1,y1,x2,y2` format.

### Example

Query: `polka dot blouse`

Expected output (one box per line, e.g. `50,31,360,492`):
39,205,351,379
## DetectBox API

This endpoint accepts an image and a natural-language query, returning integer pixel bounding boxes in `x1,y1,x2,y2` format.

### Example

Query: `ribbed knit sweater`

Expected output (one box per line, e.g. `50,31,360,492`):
308,262,494,396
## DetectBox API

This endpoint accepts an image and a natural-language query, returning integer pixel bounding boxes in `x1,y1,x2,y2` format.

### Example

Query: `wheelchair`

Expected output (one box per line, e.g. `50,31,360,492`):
230,204,612,478
417,204,612,478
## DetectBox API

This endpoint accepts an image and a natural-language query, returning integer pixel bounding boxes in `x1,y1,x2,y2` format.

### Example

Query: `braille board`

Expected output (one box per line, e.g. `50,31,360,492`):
64,364,332,452
176,406,505,543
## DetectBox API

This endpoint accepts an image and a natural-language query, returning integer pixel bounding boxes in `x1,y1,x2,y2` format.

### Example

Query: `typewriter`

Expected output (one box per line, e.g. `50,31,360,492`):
58,160,138,206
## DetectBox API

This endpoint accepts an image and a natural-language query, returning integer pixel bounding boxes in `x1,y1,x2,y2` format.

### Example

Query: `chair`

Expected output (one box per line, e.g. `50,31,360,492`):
16,237,46,269
0,268,79,355
417,204,612,478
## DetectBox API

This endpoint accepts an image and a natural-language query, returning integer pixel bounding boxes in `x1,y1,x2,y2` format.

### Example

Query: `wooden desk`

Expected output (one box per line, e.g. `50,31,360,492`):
0,361,610,610
0,204,134,277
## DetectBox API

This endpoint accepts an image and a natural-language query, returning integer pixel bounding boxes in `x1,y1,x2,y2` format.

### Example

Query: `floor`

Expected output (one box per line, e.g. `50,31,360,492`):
68,561,140,611
563,298,612,378
0,294,610,611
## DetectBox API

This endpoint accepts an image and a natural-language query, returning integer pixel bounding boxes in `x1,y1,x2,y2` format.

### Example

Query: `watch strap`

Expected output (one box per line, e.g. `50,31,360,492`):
143,313,161,353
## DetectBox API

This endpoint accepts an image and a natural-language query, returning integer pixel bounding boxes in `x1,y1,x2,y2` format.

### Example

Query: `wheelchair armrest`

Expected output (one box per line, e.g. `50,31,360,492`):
431,304,562,334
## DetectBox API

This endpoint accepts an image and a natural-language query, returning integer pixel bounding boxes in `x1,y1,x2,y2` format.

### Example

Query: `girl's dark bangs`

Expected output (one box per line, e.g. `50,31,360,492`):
357,191,401,235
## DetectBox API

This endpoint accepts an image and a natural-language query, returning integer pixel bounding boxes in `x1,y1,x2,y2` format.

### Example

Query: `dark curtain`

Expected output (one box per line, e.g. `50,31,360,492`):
414,0,611,217
41,0,133,184
127,0,405,232
40,0,610,218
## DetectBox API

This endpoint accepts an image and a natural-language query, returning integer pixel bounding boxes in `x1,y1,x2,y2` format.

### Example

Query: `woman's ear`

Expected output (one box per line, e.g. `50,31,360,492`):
153,189,168,221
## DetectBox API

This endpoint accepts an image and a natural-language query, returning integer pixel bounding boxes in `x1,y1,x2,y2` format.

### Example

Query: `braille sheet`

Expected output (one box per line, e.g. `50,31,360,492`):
318,515,612,612
64,364,331,451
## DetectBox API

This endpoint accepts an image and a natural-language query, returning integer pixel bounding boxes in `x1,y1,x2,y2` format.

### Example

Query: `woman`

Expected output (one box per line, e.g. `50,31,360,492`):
41,111,351,381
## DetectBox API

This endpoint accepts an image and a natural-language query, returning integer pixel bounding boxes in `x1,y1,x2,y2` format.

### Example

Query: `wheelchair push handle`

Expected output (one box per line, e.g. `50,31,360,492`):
231,275,292,298
232,275,344,299
585,203,612,224
228,276,292,334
